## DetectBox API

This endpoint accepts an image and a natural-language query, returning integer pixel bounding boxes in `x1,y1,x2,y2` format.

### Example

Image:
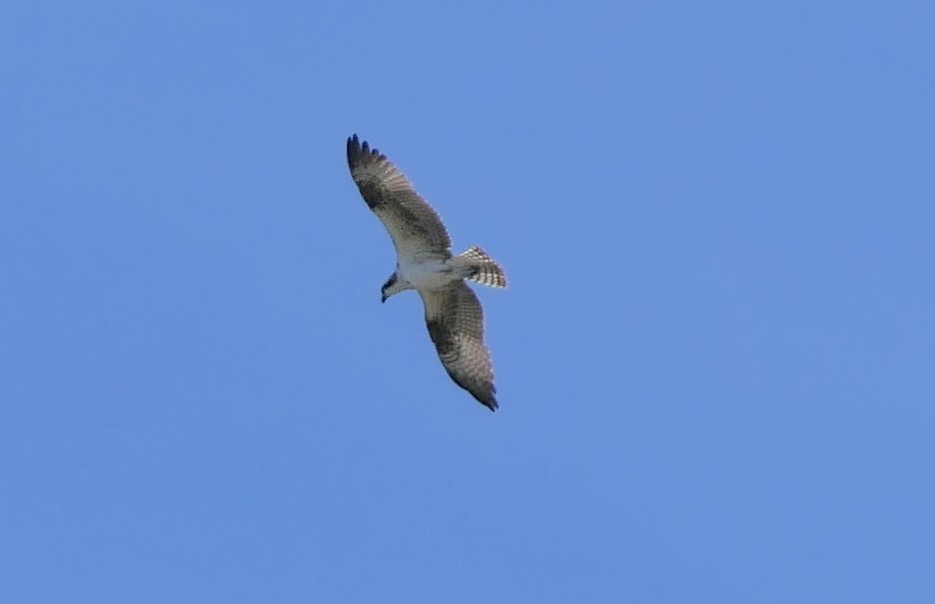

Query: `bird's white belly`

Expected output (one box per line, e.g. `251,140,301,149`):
399,258,457,290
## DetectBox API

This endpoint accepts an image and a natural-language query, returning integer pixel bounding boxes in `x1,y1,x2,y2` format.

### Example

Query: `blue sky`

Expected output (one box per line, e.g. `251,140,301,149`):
2,1,933,602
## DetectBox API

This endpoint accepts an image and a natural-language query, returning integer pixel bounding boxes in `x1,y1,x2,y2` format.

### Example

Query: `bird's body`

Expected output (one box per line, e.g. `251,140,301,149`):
346,134,506,411
398,255,457,290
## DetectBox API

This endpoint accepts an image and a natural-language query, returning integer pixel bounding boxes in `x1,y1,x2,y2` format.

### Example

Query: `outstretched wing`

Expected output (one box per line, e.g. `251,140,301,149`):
346,134,452,259
420,282,498,411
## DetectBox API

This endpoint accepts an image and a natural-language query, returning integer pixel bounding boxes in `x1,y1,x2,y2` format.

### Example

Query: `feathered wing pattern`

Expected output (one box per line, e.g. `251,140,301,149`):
346,134,451,258
420,282,498,411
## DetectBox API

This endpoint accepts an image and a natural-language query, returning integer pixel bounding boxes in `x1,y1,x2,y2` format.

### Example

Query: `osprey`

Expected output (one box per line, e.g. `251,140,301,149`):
346,134,506,411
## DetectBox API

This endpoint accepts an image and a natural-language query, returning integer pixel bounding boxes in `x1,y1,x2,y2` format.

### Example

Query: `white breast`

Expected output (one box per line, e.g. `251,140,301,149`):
399,257,458,290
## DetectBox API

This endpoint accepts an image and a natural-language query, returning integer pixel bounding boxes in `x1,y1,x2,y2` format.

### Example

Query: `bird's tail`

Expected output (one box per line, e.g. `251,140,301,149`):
456,246,507,288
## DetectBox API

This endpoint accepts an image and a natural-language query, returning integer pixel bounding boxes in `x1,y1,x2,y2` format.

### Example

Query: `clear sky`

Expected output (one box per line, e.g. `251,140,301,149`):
2,1,933,602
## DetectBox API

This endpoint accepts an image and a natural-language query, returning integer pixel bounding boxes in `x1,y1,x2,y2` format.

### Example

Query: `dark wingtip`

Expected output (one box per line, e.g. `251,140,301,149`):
346,133,381,168
346,134,360,167
474,382,498,411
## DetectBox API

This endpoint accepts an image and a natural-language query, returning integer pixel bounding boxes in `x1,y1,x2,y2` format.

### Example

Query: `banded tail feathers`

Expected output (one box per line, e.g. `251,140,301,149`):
456,245,507,289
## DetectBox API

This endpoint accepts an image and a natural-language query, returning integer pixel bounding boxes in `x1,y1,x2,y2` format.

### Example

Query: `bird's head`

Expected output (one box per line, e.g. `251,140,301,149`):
381,272,405,303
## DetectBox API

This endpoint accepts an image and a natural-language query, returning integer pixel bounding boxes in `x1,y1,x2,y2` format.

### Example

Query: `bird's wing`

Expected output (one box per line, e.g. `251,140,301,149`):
347,134,452,259
419,281,498,411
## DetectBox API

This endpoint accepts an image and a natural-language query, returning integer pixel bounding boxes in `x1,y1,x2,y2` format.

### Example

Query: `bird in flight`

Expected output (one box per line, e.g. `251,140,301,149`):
346,134,506,411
